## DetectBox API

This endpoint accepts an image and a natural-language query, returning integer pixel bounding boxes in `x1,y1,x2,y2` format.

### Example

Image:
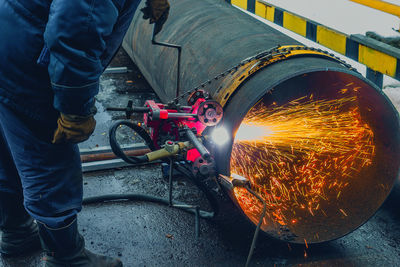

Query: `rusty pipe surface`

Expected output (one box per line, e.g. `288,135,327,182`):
122,0,400,243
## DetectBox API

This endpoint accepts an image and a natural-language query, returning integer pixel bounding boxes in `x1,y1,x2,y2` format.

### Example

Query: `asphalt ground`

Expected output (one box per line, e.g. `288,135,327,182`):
1,48,400,266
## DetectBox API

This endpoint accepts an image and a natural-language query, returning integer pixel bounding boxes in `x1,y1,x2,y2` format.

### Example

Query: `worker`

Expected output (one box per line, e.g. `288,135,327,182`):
0,0,169,266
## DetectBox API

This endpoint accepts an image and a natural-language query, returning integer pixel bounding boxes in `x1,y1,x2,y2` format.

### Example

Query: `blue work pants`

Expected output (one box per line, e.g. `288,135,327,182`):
0,103,82,229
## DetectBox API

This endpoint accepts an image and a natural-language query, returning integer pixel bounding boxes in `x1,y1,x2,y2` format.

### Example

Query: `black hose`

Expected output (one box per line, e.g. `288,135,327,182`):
83,193,213,218
100,119,219,223
82,161,218,219
109,120,155,164
82,156,219,219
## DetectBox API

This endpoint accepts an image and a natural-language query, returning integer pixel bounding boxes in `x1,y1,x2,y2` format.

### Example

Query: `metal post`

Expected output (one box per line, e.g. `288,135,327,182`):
168,157,174,206
366,67,383,89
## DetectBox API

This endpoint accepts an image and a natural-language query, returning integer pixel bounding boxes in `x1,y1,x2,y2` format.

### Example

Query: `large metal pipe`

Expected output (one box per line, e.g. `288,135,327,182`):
123,0,400,243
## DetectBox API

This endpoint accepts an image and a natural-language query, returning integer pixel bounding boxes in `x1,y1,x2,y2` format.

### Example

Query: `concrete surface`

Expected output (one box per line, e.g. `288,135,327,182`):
2,165,400,267
2,47,400,266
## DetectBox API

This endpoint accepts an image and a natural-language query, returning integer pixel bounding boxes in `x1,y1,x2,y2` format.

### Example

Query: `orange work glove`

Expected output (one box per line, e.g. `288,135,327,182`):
52,113,96,144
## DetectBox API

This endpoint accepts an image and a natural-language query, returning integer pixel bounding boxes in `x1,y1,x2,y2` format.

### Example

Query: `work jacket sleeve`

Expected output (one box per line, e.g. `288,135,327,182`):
44,0,120,116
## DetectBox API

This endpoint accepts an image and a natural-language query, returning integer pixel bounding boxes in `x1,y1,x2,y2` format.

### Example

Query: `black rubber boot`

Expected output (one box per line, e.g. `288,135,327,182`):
0,192,41,257
38,218,122,267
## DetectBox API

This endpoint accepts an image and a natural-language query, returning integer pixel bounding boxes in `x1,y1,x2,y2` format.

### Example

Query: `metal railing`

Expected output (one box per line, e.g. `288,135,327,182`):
228,0,400,88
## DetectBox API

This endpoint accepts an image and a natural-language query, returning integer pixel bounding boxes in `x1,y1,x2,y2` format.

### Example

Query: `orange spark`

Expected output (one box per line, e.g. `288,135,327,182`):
231,91,375,233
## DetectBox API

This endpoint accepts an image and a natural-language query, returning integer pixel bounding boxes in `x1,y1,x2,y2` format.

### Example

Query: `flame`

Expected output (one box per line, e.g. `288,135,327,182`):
231,91,375,233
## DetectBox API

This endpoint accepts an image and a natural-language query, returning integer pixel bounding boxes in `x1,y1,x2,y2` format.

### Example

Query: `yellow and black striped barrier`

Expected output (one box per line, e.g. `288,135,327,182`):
227,0,400,88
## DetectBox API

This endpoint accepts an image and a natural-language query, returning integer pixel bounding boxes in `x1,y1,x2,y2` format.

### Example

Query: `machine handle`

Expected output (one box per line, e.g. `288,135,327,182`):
151,23,182,98
184,127,211,160
107,99,151,119
106,107,150,113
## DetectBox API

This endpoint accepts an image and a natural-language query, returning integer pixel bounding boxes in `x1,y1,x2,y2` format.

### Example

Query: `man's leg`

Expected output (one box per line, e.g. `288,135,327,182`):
0,103,122,266
0,122,41,256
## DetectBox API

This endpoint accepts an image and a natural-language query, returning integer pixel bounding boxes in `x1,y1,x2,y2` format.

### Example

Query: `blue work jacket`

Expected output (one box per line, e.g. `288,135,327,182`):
0,0,140,121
